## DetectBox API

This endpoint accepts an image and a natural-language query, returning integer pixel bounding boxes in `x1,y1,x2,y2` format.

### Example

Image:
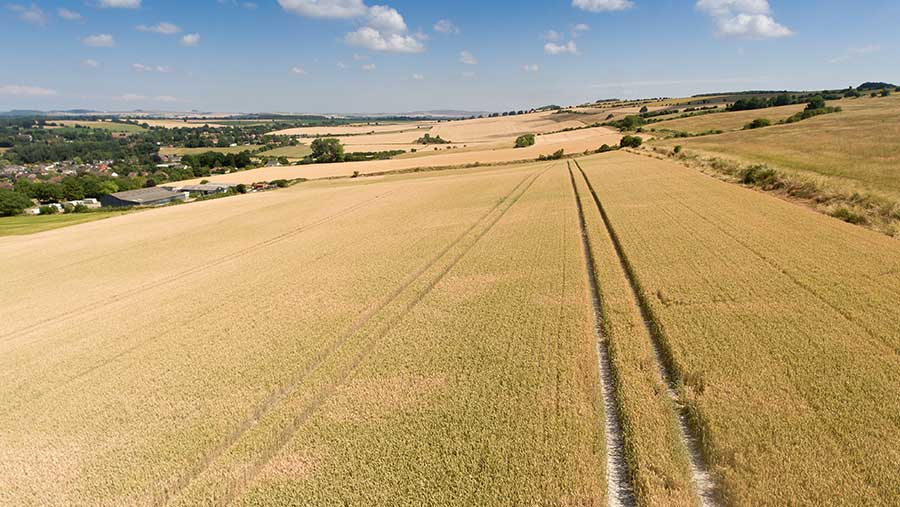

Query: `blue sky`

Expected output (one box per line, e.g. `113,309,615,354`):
2,0,898,113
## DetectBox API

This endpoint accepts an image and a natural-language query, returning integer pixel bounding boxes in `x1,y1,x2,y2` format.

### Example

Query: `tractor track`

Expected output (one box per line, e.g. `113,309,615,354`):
159,165,551,506
567,161,636,507
573,160,718,507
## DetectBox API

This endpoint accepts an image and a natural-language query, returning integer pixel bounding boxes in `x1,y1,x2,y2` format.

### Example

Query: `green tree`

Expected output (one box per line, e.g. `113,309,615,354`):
514,134,535,148
806,96,826,110
620,135,643,148
0,189,34,216
311,138,345,163
98,180,119,195
62,177,85,201
639,106,649,113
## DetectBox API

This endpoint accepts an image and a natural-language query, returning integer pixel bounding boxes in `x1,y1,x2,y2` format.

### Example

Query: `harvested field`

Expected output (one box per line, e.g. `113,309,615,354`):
139,119,227,129
52,121,146,133
257,145,313,158
0,162,607,506
170,126,622,185
578,150,900,505
159,146,260,156
270,123,432,137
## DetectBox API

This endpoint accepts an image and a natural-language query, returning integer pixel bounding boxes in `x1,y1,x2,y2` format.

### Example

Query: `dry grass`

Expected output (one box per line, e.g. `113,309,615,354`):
657,95,900,196
578,150,900,505
647,104,807,134
0,162,606,506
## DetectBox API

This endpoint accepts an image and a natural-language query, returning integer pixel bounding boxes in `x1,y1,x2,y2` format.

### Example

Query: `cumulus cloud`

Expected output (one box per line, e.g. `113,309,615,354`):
459,50,478,65
696,0,792,38
544,41,579,55
82,34,115,47
58,8,83,21
98,0,141,8
522,64,539,73
291,66,307,75
412,73,424,80
0,84,57,96
361,63,376,71
7,3,47,26
81,59,100,68
137,22,182,34
180,33,201,46
279,0,424,53
573,0,634,12
337,61,347,69
345,26,423,53
277,0,367,18
352,53,368,60
433,19,459,34
829,45,880,64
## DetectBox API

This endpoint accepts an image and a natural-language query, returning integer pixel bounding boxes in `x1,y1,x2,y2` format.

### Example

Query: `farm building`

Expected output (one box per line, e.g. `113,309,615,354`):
100,188,188,208
174,183,235,195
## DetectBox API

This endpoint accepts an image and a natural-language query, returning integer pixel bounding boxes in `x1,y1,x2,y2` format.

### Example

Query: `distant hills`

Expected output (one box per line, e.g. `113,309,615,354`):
0,109,493,120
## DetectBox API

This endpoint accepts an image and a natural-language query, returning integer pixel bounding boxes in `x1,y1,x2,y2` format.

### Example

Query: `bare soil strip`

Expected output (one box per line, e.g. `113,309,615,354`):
573,160,718,507
162,166,551,505
567,162,636,507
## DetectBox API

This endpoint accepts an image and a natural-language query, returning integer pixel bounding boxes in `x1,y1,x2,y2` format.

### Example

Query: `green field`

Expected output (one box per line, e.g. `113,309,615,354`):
55,121,146,133
658,95,900,196
257,145,313,158
0,211,131,237
159,146,261,156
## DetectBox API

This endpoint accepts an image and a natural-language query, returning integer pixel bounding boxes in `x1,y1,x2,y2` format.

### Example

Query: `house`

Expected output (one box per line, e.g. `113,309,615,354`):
100,187,188,208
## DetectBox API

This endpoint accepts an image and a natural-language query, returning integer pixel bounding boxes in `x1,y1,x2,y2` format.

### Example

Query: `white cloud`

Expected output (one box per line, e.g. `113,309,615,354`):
459,50,478,65
460,71,476,78
154,95,178,103
542,30,562,41
361,63,376,71
277,0,367,18
522,64,540,73
412,73,424,80
180,33,201,46
291,66,307,75
545,41,579,55
58,8,83,21
352,53,368,60
829,45,880,64
573,0,634,12
278,1,423,54
82,34,115,47
696,0,792,38
367,5,406,33
98,0,141,8
7,4,47,26
433,19,459,34
81,59,100,68
345,26,423,53
0,84,57,96
574,23,590,32
132,64,174,73
137,22,182,34
337,61,347,69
